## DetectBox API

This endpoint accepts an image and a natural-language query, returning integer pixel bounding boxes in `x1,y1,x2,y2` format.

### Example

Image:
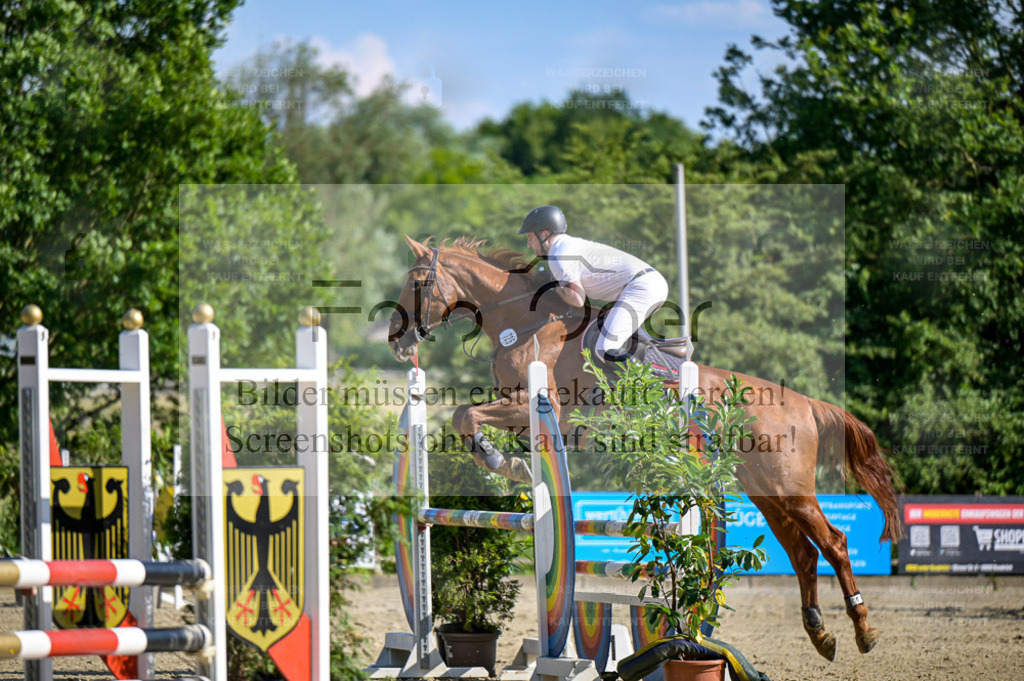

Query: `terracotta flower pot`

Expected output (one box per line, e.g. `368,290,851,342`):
663,658,727,681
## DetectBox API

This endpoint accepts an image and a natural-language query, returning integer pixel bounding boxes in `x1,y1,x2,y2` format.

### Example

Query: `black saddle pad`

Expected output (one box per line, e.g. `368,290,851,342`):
579,317,685,382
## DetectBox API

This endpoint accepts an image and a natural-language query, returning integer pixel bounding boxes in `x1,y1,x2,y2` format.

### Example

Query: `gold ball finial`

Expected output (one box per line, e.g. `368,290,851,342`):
21,304,43,326
192,303,215,324
122,308,144,331
300,306,321,327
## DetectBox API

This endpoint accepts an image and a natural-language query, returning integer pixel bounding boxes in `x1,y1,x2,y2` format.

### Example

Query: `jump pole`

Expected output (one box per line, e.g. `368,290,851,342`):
0,559,212,589
0,624,213,661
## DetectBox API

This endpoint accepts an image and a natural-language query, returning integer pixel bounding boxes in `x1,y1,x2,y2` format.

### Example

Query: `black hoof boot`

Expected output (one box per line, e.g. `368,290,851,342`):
803,606,837,662
471,432,505,470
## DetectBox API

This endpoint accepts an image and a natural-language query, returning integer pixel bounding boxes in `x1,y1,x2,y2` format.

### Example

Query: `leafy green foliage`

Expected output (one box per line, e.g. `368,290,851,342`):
0,0,299,553
0,443,21,557
476,90,705,182
706,0,1024,493
0,0,295,428
570,353,765,641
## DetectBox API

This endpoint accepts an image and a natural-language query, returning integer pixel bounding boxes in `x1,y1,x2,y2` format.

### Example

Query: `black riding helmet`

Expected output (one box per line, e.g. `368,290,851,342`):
518,205,567,235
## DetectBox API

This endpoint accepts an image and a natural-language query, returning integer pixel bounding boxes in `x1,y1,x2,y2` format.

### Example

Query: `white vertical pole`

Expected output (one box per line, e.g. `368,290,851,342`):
295,318,330,681
406,368,434,671
528,361,552,659
188,310,228,681
172,444,182,499
676,164,701,537
171,444,184,609
675,162,699,400
675,163,690,341
120,322,154,679
17,309,53,681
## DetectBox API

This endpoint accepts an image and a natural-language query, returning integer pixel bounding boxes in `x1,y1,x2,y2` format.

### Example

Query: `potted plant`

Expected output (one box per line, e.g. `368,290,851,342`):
571,354,767,681
429,429,527,676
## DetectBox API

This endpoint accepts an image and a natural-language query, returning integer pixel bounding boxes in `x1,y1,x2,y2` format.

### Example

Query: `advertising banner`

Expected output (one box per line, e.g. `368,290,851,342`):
898,496,1024,575
573,491,673,562
573,492,892,575
727,495,892,575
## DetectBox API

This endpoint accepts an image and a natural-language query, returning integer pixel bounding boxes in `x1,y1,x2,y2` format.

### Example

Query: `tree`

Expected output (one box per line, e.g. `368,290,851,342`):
476,90,706,181
0,0,312,547
706,0,1024,493
225,40,518,185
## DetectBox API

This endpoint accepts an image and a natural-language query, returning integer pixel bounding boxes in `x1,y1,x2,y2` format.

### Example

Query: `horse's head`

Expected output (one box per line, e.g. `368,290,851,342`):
388,235,550,362
388,235,465,362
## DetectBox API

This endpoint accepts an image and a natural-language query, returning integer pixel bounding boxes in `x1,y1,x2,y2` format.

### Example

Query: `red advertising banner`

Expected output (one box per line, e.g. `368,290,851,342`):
898,496,1024,575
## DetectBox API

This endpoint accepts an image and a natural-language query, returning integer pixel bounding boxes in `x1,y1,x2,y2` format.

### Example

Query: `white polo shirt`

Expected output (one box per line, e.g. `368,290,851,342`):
545,234,652,301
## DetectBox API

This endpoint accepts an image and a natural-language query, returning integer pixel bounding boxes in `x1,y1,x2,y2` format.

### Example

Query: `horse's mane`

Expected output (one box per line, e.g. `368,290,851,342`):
423,236,545,283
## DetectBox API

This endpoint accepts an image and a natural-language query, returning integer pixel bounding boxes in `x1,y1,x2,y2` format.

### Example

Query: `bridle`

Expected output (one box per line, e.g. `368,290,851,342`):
407,247,445,342
403,247,491,348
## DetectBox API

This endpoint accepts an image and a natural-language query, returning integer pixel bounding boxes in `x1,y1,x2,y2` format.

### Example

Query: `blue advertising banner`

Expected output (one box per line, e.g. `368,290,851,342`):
573,492,892,575
727,495,892,575
573,492,642,563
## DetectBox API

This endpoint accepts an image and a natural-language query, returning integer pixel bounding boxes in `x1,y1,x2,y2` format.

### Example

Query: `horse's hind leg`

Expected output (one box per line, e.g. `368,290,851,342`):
789,495,880,654
751,495,837,661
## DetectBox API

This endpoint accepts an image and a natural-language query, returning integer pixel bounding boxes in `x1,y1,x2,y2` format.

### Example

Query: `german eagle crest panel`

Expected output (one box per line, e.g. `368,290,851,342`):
225,467,304,652
50,466,130,629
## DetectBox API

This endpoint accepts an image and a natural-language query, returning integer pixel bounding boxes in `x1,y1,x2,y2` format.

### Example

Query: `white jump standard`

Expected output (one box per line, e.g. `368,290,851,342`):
15,305,222,681
373,355,700,681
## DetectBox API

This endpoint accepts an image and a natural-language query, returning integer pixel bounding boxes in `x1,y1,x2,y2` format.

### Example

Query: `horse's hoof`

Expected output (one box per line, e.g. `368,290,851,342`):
508,457,533,483
807,629,837,662
856,628,880,654
488,456,533,484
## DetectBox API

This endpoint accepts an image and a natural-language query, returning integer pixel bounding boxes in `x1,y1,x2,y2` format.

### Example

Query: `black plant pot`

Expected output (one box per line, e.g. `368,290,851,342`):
436,626,500,676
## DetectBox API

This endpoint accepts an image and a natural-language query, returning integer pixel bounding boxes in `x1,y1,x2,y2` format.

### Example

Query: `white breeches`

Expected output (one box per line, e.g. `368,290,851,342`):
595,271,669,361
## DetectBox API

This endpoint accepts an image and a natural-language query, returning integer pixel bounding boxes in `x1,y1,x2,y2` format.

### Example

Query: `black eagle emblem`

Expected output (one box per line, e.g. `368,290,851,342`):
51,468,128,628
225,471,302,650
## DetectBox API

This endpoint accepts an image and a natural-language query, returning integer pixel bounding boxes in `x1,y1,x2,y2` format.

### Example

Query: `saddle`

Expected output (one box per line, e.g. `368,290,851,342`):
579,314,692,382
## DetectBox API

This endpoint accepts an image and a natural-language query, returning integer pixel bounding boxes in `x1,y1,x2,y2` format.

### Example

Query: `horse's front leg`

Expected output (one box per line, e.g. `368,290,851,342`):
452,389,533,483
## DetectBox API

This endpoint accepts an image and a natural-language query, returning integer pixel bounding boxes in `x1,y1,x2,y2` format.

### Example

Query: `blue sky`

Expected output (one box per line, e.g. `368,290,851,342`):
213,0,791,131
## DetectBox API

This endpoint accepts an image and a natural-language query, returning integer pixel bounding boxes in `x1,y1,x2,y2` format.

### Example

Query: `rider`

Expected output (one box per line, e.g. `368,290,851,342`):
519,205,669,363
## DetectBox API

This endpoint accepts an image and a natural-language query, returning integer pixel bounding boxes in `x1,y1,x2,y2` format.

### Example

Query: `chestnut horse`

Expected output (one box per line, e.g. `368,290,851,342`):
387,235,902,661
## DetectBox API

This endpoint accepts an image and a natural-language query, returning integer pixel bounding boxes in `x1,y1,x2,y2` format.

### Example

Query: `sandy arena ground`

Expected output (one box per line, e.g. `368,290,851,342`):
3,574,1022,680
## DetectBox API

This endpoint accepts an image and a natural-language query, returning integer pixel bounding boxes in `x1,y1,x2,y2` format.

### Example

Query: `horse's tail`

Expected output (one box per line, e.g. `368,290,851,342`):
810,399,903,542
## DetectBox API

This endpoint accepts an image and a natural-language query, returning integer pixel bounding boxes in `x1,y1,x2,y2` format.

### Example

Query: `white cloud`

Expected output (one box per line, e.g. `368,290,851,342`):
289,35,500,130
648,0,773,29
310,33,395,98
444,98,501,131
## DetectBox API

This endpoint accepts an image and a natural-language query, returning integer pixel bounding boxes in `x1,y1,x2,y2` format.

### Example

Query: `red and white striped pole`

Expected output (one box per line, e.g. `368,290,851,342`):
0,559,211,590
0,624,212,660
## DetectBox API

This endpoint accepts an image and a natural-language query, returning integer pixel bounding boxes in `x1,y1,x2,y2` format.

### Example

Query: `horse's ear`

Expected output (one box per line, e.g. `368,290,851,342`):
404,234,432,258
